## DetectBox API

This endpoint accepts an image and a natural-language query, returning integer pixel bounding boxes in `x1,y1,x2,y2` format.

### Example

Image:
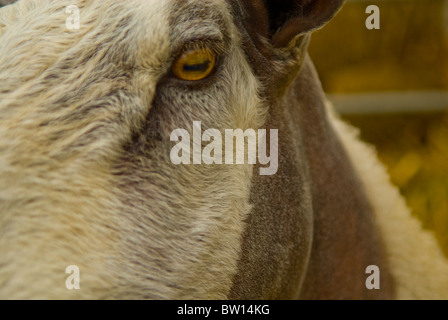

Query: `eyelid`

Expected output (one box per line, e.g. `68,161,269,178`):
171,37,225,62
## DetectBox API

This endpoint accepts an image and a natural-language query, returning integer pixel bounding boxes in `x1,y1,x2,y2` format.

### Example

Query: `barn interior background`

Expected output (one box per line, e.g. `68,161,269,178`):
1,0,446,257
309,0,448,256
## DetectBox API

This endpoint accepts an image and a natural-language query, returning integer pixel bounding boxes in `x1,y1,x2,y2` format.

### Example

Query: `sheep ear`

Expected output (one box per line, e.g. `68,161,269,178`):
242,0,345,48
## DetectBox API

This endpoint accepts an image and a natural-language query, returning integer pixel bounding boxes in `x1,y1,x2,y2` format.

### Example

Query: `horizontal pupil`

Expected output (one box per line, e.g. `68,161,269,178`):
183,61,210,72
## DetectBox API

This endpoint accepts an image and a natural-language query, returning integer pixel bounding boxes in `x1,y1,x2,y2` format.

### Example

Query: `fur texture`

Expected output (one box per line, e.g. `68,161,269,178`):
0,0,447,300
0,0,264,299
328,104,448,299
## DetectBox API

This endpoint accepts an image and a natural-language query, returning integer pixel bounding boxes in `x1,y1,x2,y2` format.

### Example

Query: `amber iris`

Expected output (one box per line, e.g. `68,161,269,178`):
172,48,216,81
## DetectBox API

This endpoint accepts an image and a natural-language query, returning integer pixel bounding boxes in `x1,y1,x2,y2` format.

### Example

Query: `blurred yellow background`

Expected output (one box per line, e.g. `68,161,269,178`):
309,0,448,256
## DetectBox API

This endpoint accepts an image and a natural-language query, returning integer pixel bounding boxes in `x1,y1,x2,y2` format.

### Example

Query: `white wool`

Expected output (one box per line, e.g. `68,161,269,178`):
327,102,448,299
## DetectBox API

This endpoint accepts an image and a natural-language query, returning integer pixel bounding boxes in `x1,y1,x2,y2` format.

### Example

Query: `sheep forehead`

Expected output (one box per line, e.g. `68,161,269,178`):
0,0,260,299
0,0,241,145
0,0,233,82
83,0,233,68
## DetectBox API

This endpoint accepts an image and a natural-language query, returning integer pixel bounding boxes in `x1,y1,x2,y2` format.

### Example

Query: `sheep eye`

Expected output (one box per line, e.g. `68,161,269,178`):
172,48,216,81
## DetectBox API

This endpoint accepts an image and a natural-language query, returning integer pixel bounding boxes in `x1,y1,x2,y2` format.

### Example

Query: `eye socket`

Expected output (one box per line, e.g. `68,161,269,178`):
171,48,216,81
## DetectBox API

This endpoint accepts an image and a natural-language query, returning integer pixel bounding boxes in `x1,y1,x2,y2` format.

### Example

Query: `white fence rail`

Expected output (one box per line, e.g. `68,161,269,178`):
329,91,448,115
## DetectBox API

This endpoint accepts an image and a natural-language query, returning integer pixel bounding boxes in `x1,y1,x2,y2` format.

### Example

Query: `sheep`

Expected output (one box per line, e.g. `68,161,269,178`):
0,0,447,299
